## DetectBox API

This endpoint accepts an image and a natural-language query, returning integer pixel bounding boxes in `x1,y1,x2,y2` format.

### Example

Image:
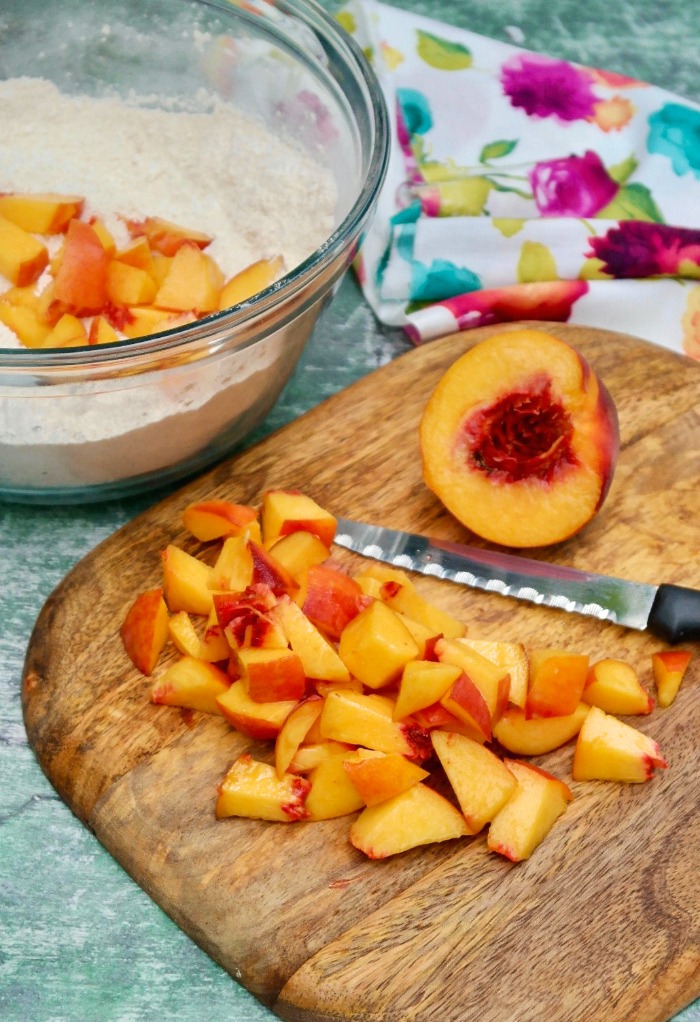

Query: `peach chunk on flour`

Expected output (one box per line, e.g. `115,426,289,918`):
0,214,49,286
154,243,223,314
420,328,619,548
0,192,84,234
218,255,284,311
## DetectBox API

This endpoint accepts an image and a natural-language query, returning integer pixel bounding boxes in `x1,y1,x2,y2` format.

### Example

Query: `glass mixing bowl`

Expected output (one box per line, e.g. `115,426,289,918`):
0,0,389,503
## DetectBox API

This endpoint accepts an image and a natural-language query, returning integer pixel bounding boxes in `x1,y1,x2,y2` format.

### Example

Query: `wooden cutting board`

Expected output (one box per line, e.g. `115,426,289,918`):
22,323,699,1022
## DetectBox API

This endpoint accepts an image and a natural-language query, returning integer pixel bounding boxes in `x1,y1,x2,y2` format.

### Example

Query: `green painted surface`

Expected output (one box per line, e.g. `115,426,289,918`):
1,2,698,1020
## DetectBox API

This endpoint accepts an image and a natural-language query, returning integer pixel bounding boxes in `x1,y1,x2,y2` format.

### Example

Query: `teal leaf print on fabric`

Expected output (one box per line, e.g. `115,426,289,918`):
416,30,472,71
396,87,433,136
410,258,481,301
480,139,518,163
648,103,700,178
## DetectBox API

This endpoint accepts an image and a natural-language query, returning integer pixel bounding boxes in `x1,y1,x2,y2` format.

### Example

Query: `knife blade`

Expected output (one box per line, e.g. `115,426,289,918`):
333,517,700,645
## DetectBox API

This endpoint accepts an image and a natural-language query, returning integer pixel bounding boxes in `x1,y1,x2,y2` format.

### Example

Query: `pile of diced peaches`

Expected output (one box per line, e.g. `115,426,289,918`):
0,190,282,347
120,490,692,862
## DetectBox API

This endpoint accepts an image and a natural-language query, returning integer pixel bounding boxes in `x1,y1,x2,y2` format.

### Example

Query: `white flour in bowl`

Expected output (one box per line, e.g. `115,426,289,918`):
0,77,339,494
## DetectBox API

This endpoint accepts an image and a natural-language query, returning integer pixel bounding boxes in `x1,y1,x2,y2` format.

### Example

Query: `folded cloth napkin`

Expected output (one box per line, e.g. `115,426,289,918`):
338,0,700,359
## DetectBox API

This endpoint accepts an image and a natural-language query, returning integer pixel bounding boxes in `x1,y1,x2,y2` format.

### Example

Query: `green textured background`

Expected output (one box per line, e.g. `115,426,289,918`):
1,1,698,1020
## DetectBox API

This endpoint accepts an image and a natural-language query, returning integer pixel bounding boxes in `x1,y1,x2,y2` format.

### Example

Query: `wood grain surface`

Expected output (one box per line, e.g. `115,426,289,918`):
22,323,699,1022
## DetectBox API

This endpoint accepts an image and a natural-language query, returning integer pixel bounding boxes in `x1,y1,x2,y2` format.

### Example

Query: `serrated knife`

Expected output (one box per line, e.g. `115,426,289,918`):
333,518,700,645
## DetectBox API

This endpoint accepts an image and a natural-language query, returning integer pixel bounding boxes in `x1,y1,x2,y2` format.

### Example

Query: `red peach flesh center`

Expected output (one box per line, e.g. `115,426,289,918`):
462,376,577,484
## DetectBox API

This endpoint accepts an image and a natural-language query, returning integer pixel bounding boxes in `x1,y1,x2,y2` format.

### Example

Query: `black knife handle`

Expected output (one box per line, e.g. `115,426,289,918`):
647,584,700,644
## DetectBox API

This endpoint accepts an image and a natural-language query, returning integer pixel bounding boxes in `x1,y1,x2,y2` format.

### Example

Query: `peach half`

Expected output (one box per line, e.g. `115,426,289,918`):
419,328,619,547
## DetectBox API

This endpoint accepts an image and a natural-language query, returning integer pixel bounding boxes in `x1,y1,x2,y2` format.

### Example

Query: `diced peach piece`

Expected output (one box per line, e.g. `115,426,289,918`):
127,216,213,256
0,284,37,307
313,677,364,699
487,760,573,862
458,638,529,709
436,637,510,723
88,315,119,345
261,489,337,547
493,702,590,755
114,236,154,272
52,218,109,313
652,649,692,708
298,563,361,639
119,306,196,339
378,579,466,639
151,656,230,714
439,671,493,743
0,302,50,347
584,658,653,715
106,260,157,306
167,610,202,659
41,313,88,348
304,749,369,820
201,607,231,662
274,696,324,778
0,215,48,286
0,192,84,233
87,217,116,256
216,679,297,740
526,648,590,718
214,588,286,652
235,646,307,703
394,612,442,659
350,783,469,859
319,689,431,760
161,543,214,616
412,702,482,738
182,499,259,542
289,740,355,774
393,660,461,720
272,594,350,682
249,540,300,598
572,705,668,783
120,587,170,675
343,749,429,806
267,531,331,579
154,243,223,314
431,730,517,834
216,753,310,822
338,600,419,689
218,255,284,310
208,535,255,594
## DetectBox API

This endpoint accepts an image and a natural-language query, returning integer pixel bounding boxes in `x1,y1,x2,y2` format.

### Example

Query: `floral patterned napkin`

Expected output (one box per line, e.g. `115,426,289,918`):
338,0,700,359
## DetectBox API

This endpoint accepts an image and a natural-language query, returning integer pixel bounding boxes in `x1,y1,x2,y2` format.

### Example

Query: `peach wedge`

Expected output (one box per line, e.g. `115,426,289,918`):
419,328,619,547
572,706,667,783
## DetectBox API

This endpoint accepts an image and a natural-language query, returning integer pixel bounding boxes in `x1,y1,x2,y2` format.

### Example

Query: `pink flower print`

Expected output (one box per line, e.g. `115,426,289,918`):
500,54,598,123
588,222,700,278
529,151,619,217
